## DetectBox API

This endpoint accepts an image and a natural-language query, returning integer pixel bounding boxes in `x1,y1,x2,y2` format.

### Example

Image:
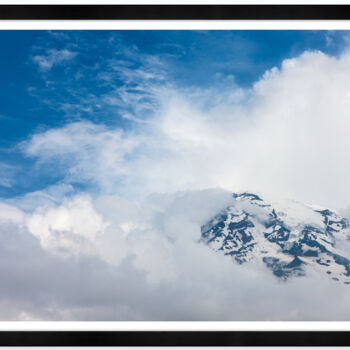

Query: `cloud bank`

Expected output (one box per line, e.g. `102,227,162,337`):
2,189,350,321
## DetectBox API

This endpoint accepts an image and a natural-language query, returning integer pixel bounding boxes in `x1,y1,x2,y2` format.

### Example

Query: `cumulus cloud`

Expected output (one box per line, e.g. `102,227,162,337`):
26,194,107,255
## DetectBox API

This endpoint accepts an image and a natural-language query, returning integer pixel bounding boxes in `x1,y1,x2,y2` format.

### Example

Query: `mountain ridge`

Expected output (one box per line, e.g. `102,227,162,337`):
201,192,350,283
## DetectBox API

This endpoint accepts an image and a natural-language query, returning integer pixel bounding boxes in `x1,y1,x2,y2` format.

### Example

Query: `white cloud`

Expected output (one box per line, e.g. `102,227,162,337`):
22,49,350,208
21,122,142,192
5,183,74,212
32,49,78,72
26,195,107,255
0,202,24,224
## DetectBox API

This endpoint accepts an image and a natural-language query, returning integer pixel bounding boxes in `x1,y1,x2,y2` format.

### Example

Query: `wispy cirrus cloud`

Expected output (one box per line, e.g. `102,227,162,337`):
0,163,16,188
29,33,166,122
32,49,78,72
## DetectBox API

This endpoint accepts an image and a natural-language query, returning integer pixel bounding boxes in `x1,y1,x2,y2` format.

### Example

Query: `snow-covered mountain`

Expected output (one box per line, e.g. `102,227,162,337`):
201,192,350,284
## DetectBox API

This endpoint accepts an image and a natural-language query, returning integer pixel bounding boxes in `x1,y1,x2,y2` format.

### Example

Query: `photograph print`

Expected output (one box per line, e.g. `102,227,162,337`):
0,29,350,321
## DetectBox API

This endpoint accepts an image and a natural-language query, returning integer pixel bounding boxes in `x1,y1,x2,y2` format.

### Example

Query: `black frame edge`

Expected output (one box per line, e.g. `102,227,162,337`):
0,331,348,346
1,5,350,20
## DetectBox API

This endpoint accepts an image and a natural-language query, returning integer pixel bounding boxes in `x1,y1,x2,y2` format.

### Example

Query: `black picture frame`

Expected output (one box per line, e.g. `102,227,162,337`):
0,3,350,347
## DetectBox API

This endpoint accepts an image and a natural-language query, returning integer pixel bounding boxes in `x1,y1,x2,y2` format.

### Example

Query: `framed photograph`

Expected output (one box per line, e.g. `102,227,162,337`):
1,2,350,346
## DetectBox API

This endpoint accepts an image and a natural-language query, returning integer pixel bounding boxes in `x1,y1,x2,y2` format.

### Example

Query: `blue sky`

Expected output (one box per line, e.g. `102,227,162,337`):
0,30,350,200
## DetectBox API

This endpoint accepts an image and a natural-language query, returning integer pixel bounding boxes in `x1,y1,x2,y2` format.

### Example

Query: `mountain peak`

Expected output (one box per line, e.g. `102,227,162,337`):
201,192,350,283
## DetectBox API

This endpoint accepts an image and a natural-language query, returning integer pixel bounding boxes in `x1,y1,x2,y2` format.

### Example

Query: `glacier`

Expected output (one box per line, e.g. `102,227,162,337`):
201,192,350,284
